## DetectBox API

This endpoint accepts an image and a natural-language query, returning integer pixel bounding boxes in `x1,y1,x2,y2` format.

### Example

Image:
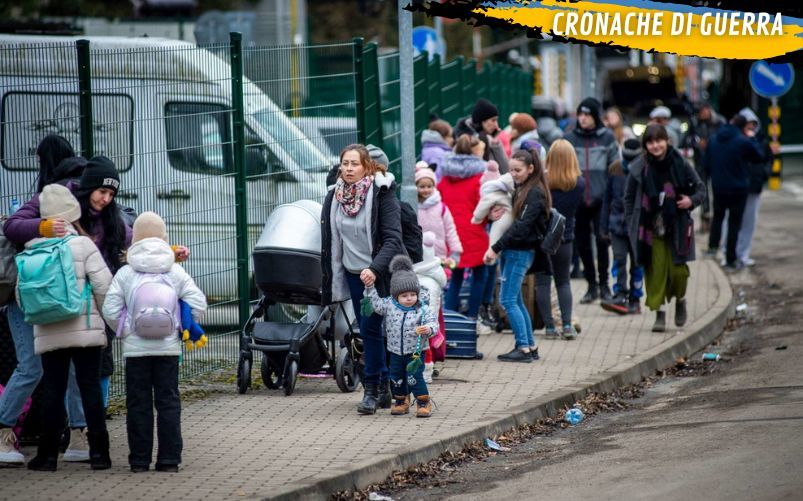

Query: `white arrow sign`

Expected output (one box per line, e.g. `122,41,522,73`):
757,61,786,87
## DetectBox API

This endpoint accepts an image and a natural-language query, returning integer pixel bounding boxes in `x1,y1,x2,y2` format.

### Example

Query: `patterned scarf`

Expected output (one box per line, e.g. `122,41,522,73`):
335,176,373,217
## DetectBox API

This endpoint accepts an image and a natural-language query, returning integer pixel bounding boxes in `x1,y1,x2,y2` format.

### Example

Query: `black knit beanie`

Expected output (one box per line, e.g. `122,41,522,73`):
389,255,419,299
576,97,602,130
79,156,120,196
471,98,499,126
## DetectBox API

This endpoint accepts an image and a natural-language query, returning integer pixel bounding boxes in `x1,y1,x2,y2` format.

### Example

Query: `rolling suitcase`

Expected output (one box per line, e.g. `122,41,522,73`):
443,309,483,360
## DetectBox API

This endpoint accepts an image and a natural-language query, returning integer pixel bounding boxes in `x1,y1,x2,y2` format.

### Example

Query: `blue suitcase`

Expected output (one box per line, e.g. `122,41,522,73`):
443,309,484,360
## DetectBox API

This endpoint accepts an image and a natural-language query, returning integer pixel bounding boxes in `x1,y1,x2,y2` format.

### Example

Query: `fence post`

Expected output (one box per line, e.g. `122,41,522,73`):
75,40,93,159
229,32,250,329
352,37,366,144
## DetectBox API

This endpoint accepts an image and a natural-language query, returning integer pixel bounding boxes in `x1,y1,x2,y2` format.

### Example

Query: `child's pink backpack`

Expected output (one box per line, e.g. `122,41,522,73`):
117,273,179,339
0,384,31,448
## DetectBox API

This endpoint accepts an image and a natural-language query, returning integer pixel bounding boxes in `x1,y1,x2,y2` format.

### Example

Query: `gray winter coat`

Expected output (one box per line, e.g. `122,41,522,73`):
365,286,438,356
565,126,620,206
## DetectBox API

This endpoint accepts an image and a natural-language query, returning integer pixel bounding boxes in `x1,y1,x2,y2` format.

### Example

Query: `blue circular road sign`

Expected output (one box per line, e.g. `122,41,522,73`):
749,61,795,98
412,26,445,60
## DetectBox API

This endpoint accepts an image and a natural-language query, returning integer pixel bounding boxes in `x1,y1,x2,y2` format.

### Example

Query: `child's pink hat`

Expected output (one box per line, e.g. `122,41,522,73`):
415,162,436,184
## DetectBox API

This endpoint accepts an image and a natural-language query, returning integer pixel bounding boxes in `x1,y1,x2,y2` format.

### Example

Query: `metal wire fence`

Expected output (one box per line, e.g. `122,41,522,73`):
1,34,531,398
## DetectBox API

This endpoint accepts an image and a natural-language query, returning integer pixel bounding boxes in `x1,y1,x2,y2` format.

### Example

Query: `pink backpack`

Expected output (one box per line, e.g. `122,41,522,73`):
117,273,179,339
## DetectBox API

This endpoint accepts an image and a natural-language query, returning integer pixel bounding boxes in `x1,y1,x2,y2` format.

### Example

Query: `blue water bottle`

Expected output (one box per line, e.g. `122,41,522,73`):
565,408,585,425
9,198,20,214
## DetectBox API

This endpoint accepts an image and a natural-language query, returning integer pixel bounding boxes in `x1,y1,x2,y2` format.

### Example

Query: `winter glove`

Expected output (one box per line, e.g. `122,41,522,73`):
360,296,374,317
179,299,207,350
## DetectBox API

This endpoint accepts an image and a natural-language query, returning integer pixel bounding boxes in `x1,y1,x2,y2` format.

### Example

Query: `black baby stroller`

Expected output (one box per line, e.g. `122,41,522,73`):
236,200,362,396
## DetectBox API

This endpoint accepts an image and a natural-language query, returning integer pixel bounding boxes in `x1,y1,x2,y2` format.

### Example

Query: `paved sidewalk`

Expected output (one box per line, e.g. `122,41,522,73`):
0,259,728,501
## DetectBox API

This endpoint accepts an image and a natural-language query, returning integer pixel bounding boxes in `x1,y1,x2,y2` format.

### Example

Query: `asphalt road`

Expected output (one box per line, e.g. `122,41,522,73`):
385,190,803,501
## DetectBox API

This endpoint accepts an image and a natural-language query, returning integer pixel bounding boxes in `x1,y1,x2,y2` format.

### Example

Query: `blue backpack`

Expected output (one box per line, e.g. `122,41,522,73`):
14,235,92,326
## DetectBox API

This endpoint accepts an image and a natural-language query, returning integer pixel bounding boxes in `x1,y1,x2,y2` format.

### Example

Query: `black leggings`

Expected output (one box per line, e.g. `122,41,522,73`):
535,241,574,327
576,203,610,287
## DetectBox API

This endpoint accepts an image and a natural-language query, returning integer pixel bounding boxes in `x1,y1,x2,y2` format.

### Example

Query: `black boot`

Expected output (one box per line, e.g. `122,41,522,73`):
27,433,59,472
580,285,599,304
357,383,379,415
599,284,613,302
377,381,392,409
652,310,667,333
88,430,112,470
675,299,687,327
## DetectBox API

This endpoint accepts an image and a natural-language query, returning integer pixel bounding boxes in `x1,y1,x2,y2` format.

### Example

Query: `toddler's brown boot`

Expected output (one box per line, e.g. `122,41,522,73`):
391,395,410,415
415,395,432,418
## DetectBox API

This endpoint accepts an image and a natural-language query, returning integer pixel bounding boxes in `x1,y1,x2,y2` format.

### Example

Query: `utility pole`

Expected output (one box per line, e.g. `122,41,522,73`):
398,0,417,205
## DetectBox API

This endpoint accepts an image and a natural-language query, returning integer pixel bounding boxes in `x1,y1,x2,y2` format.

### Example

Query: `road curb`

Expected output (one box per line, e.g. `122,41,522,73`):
267,259,733,501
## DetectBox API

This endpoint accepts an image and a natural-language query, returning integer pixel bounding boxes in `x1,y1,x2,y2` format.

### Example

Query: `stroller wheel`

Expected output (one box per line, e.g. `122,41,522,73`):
236,356,251,394
260,355,282,389
283,360,298,396
335,347,360,393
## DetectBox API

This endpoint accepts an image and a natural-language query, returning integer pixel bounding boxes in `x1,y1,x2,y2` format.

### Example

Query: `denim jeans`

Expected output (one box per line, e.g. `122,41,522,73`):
125,356,181,467
499,250,535,349
38,347,106,455
0,302,42,427
345,272,388,386
444,265,488,318
388,352,428,399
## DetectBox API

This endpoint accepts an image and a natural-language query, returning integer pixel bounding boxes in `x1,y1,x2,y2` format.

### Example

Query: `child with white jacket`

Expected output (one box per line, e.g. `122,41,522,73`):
472,172,515,258
102,212,206,473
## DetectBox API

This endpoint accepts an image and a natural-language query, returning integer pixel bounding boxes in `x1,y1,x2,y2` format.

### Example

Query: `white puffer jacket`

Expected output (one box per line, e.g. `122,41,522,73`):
102,237,207,358
19,228,112,355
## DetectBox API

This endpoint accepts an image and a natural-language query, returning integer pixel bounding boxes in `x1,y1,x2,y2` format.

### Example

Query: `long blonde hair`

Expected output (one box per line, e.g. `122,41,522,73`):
546,139,581,192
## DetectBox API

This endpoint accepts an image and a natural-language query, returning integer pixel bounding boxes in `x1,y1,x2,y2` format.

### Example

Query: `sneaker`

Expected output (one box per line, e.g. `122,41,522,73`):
497,348,533,363
600,292,628,315
130,464,149,473
544,325,560,339
530,347,540,360
627,298,641,314
722,262,743,273
599,284,613,302
423,362,434,384
703,248,717,258
580,286,599,304
476,320,492,335
63,428,90,462
0,428,24,465
742,258,756,267
562,324,577,340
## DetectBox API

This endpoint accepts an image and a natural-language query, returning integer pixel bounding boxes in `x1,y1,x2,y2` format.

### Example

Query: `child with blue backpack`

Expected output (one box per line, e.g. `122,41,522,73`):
14,184,113,471
102,211,206,473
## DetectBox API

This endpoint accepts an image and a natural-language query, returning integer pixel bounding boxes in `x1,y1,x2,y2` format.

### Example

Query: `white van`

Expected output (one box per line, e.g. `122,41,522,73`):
0,35,334,323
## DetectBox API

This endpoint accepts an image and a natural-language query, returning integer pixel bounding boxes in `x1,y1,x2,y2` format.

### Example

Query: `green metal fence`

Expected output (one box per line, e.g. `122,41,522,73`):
1,33,532,397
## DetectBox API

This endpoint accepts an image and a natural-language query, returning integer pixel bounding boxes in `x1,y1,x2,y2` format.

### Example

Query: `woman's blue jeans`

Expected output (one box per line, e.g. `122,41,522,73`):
444,265,488,318
0,302,86,428
499,250,535,350
345,272,388,386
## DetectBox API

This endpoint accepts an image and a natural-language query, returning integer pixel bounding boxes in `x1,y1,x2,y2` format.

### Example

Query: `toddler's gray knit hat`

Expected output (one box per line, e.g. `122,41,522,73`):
389,254,419,298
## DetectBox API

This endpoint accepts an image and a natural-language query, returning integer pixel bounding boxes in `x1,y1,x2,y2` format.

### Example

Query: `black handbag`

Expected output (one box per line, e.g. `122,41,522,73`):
540,208,566,255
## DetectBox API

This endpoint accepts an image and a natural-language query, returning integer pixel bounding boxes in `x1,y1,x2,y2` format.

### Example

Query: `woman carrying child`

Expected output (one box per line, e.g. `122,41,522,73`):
103,212,206,473
483,149,551,362
364,255,439,417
